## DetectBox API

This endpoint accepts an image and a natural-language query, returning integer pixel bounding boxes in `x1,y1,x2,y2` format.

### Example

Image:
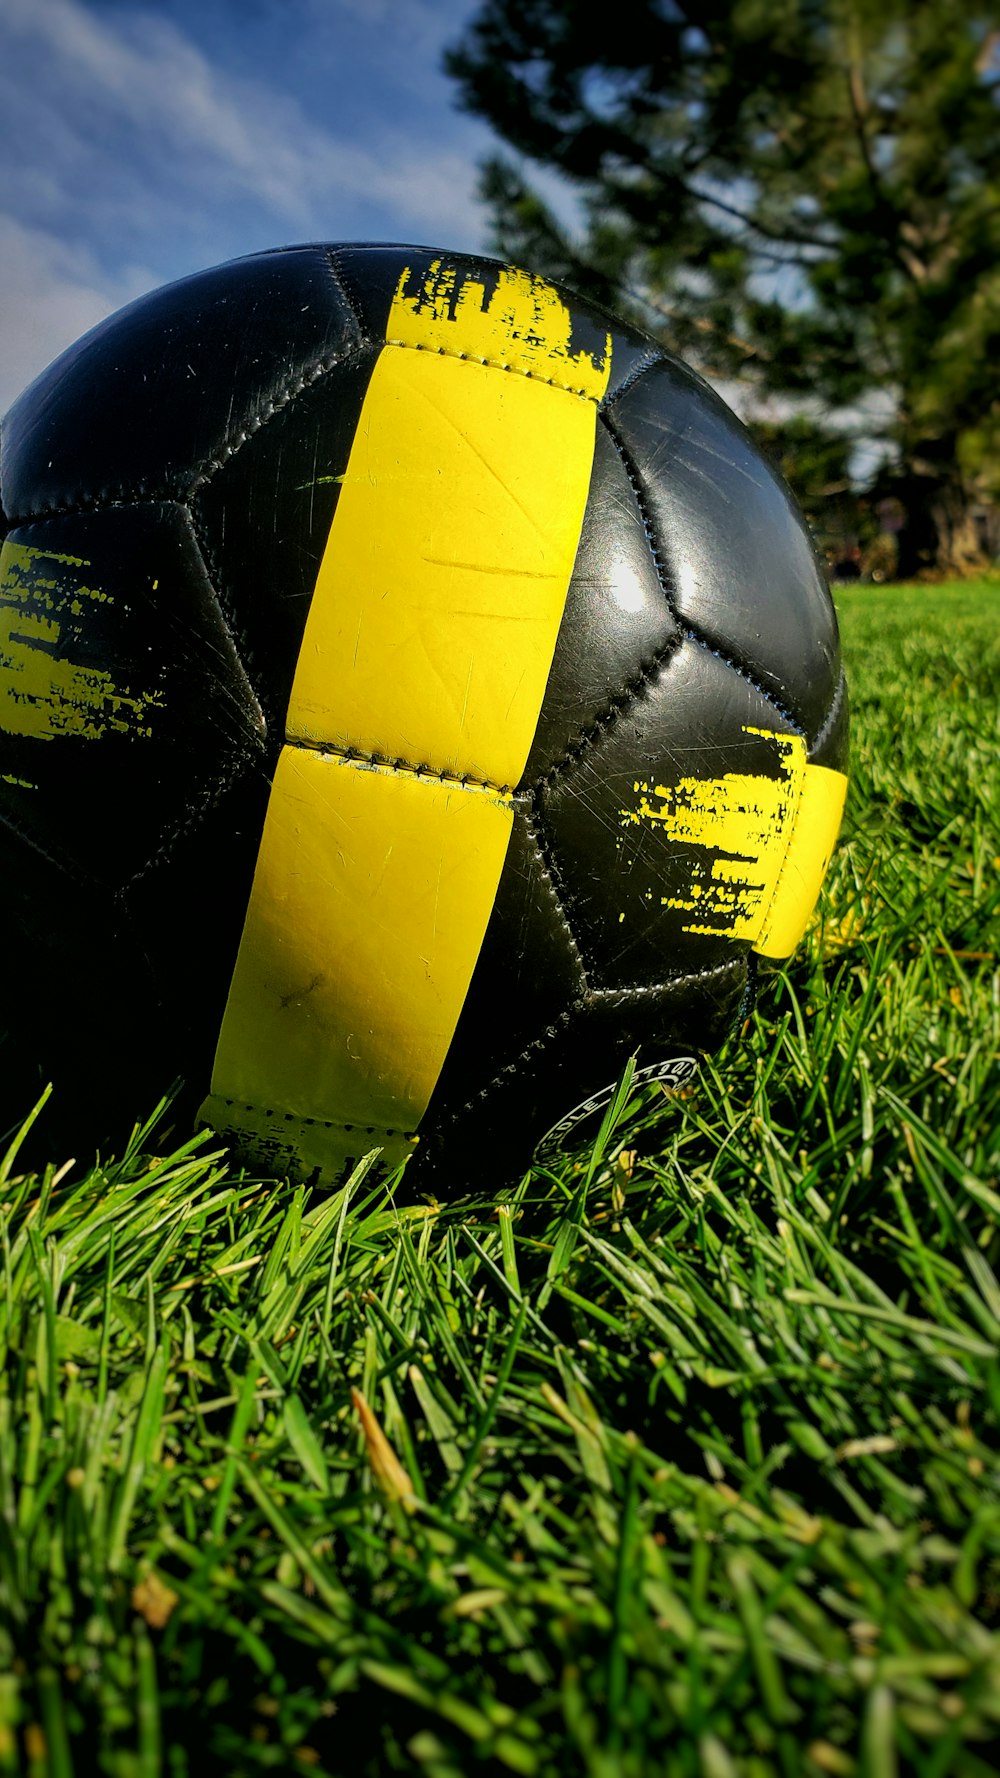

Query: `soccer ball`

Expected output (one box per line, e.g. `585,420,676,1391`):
0,245,847,1188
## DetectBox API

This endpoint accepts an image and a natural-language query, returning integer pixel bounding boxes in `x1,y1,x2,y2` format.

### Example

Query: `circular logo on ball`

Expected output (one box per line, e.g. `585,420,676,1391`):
535,1056,699,1158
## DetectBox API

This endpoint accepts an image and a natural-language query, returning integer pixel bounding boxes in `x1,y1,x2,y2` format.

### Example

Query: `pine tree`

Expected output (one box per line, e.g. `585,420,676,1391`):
446,0,1000,578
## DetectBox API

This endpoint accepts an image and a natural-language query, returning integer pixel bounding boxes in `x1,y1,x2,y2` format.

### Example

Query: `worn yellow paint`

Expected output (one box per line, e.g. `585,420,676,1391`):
388,258,612,398
620,728,847,959
205,259,614,1176
205,747,513,1164
757,759,848,957
0,540,161,742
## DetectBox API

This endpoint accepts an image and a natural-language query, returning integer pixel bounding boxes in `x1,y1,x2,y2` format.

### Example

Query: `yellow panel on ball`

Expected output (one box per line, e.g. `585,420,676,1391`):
287,347,600,786
203,747,513,1161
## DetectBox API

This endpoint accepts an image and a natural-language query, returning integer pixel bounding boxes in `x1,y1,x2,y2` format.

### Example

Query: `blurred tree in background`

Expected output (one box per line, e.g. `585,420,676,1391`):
446,0,999,579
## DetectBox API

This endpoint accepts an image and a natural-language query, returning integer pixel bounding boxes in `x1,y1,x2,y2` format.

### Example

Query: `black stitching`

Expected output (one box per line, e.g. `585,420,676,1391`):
735,950,759,1026
527,629,684,791
600,410,807,738
5,493,168,527
290,737,513,797
811,667,848,758
524,798,600,977
521,804,589,991
432,1007,579,1129
188,343,368,496
431,956,744,1129
585,957,746,1001
383,336,601,402
121,745,265,890
600,347,663,411
2,344,370,526
187,501,270,734
325,247,372,342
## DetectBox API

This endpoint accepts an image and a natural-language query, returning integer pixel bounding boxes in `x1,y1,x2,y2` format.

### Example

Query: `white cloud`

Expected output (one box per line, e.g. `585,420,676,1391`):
0,215,153,413
0,0,488,238
0,0,498,406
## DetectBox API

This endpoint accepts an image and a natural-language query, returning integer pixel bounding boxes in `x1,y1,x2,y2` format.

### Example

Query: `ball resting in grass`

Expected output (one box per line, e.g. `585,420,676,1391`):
0,244,847,1186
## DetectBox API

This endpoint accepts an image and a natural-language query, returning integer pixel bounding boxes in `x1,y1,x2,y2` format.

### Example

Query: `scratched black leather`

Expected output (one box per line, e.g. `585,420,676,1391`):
0,243,847,1180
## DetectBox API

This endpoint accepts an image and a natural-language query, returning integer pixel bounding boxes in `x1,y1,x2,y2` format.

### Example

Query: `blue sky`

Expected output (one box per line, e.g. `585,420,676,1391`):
0,0,526,411
0,0,891,473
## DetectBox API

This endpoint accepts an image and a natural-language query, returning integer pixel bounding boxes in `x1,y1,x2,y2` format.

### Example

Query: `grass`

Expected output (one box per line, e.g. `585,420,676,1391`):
1,577,998,1778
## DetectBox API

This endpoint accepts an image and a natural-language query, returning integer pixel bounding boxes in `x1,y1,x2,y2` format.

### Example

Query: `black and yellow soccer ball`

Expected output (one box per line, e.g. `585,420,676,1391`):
0,245,847,1187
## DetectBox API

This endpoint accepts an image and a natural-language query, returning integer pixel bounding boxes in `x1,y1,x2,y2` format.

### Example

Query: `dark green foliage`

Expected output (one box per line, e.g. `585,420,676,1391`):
445,3,1000,577
0,581,998,1774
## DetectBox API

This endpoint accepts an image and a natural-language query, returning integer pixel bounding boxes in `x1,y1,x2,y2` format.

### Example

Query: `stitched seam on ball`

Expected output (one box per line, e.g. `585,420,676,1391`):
187,501,270,735
383,338,602,403
325,248,374,343
0,804,85,882
4,494,170,529
601,411,808,738
600,347,663,409
211,1094,416,1139
2,347,371,524
528,629,684,792
288,736,513,797
737,949,759,1028
432,958,743,1128
586,958,745,1002
602,352,721,419
525,799,601,978
120,748,262,889
188,343,369,493
433,1007,579,1128
811,667,847,758
522,805,590,991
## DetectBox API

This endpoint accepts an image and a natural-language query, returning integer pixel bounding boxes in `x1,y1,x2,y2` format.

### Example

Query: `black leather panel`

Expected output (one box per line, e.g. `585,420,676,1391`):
413,957,747,1191
522,423,681,785
0,756,271,1172
0,506,266,888
538,639,799,988
606,360,841,741
122,762,274,1085
192,349,379,733
1,248,359,520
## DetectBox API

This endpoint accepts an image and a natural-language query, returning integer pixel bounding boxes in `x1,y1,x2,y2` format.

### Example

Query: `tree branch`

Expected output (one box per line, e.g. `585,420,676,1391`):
844,11,921,289
628,286,770,362
680,178,840,253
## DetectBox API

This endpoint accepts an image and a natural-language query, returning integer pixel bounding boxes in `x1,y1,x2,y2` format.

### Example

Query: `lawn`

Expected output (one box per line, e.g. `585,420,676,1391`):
1,579,998,1778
